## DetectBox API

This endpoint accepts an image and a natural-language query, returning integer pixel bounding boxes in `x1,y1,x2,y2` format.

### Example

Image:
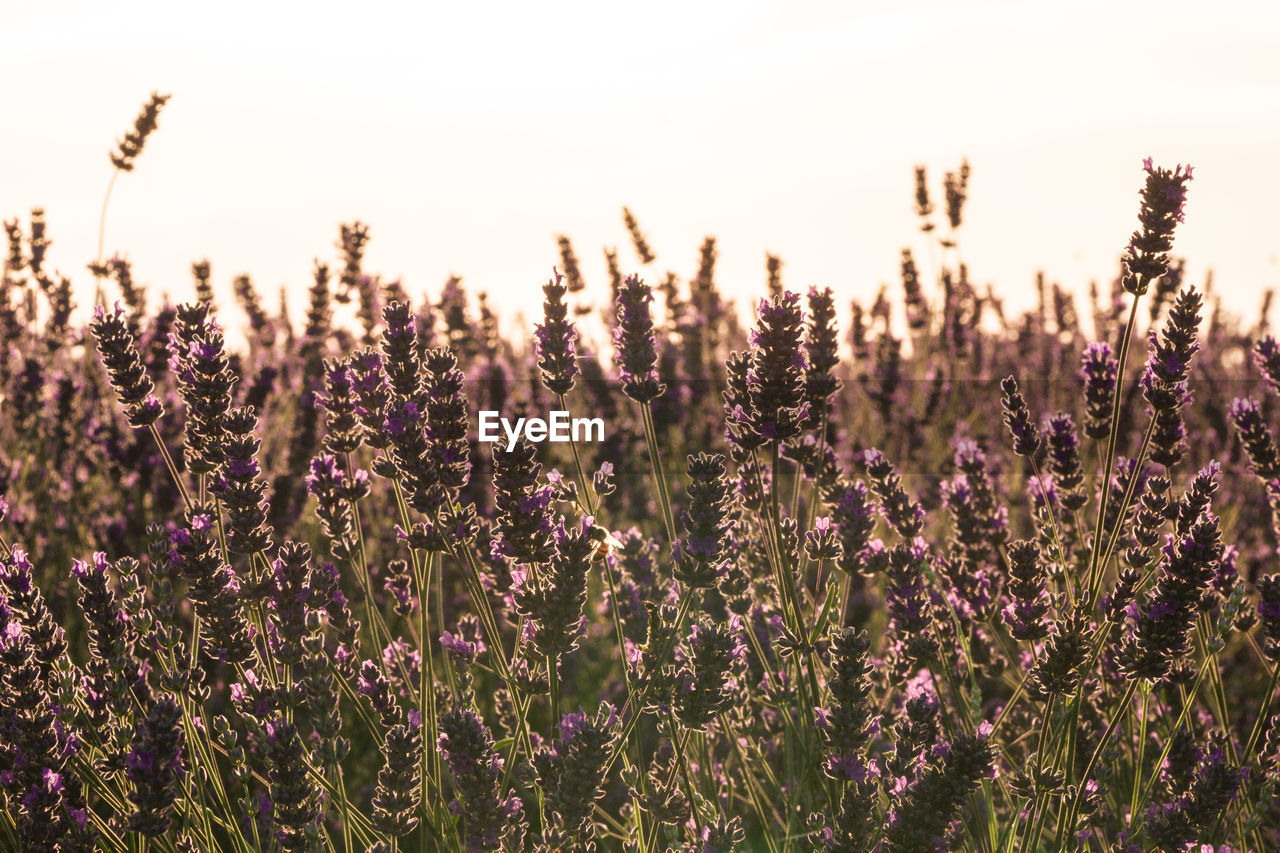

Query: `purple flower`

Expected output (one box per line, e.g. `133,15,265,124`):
613,274,664,403
1122,159,1194,292
535,269,579,396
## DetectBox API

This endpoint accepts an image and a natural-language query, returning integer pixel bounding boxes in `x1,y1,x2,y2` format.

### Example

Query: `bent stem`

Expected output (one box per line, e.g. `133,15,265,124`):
93,169,121,307
1242,662,1280,767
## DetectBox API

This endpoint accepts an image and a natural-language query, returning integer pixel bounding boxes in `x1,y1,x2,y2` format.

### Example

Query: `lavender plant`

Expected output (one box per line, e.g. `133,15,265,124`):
5,105,1280,853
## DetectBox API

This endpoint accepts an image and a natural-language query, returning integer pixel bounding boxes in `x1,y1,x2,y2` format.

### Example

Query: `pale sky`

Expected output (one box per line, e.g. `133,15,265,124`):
4,0,1280,331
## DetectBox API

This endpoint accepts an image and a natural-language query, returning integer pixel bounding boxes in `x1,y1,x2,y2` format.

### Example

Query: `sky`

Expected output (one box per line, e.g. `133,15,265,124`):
4,0,1280,333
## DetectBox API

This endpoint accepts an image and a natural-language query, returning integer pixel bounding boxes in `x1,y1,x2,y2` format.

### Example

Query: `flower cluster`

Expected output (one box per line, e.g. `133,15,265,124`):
438,706,524,851
513,516,595,660
744,291,809,443
1081,341,1118,440
614,274,664,403
90,303,163,427
535,269,579,396
673,452,734,589
1122,158,1194,293
999,375,1041,457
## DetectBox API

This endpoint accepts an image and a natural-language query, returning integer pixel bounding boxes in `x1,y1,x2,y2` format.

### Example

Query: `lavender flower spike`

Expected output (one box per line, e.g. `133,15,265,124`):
614,273,664,403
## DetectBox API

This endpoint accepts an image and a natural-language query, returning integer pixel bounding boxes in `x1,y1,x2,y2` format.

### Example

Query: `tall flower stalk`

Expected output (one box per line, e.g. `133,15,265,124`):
1085,159,1194,605
92,92,170,307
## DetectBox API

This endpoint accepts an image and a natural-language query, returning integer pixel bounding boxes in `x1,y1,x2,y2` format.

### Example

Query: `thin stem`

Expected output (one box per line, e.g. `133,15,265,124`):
1085,295,1141,606
342,452,399,657
1197,621,1250,845
602,556,636,696
760,443,805,639
1130,683,1150,826
1127,658,1212,837
603,590,697,777
720,712,785,832
149,423,190,507
94,169,120,308
1058,679,1138,847
97,171,119,266
416,554,440,818
639,401,677,543
991,670,1032,736
1242,662,1280,766
1089,417,1156,606
667,716,703,836
334,766,354,853
558,392,597,516
1028,453,1073,606
440,527,539,776
796,409,831,586
806,571,840,647
548,652,560,729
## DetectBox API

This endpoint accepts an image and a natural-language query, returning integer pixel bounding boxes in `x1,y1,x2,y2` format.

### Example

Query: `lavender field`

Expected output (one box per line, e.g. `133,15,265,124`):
3,96,1280,853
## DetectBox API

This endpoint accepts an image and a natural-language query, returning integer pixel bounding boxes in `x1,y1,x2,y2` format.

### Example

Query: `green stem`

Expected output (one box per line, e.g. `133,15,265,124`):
441,528,539,777
93,169,120,308
639,402,677,542
602,556,636,696
769,442,799,627
991,670,1032,736
1084,295,1141,606
1058,679,1137,848
558,392,597,516
602,590,697,777
796,409,831,586
548,652,560,729
149,423,191,508
721,713,785,834
1242,662,1280,766
668,717,703,836
1088,417,1156,606
1135,678,1200,801
342,453,398,658
1028,453,1073,606
1196,619,1257,844
416,554,440,818
334,766,354,853
1130,683,1150,826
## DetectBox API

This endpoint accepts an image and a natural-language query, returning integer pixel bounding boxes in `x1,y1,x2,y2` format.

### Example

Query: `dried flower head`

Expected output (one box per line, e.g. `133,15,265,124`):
110,91,171,172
